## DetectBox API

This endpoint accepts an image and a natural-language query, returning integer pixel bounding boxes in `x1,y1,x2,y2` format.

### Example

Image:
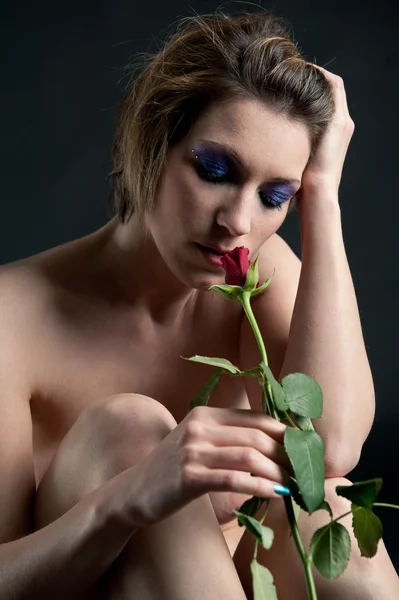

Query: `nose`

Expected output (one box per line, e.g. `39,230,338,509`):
215,191,252,237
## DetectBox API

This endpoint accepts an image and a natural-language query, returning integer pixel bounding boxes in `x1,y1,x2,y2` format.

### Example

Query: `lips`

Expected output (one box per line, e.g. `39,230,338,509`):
196,243,232,254
194,242,227,267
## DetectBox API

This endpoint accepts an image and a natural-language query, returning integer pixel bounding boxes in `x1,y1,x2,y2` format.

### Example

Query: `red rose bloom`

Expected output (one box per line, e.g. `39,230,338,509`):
220,246,251,286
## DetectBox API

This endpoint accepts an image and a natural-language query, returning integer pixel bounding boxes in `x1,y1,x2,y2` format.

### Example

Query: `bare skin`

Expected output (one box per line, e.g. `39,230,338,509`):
28,223,257,518
0,223,284,600
1,90,398,600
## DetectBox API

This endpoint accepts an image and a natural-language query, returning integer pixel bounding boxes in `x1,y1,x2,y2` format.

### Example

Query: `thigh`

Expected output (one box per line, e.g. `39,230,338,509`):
34,393,178,531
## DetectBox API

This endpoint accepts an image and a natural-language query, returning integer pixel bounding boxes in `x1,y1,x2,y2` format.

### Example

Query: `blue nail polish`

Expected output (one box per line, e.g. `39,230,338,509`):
273,484,290,496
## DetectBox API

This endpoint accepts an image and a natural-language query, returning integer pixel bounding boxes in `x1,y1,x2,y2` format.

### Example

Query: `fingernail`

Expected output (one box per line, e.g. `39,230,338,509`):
273,484,291,496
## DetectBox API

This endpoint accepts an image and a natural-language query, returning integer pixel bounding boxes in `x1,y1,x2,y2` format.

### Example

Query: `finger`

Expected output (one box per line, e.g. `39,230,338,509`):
196,445,290,486
202,423,292,473
192,465,290,499
312,64,350,116
196,407,287,443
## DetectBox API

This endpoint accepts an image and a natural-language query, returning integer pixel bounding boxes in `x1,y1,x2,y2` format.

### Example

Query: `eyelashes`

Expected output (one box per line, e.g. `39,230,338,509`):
192,150,291,211
195,156,228,180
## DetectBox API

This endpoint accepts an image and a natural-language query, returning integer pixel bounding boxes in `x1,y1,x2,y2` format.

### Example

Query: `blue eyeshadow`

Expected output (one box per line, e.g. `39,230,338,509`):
262,183,297,202
192,146,229,171
191,144,298,208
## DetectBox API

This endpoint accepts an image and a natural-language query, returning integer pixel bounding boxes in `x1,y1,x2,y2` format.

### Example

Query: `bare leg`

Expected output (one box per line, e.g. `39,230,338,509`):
34,394,247,599
233,476,399,600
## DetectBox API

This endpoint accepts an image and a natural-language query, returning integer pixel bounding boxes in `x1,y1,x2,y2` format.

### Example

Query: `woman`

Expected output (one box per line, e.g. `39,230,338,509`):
0,9,397,599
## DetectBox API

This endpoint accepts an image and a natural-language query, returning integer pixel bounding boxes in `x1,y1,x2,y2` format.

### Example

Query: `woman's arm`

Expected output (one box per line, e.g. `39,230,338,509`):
0,270,142,599
241,220,374,479
0,477,141,599
279,197,374,476
282,67,374,476
241,68,373,477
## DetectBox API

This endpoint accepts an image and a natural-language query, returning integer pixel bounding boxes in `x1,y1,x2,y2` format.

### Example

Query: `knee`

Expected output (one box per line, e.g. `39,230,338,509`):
90,393,177,445
74,392,178,471
34,393,177,528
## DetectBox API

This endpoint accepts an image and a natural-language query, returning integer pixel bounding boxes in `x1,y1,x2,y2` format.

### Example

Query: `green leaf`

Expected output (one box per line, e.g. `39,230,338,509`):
208,283,243,300
238,367,264,380
188,369,223,411
260,362,288,411
285,493,302,539
291,496,302,527
184,355,240,374
288,477,308,512
261,387,272,416
336,479,383,510
288,478,332,517
281,373,323,418
250,560,278,600
233,511,274,550
352,505,383,558
244,256,260,291
311,522,351,580
237,495,265,519
293,414,314,431
258,525,274,550
318,501,333,519
284,428,325,513
250,271,275,298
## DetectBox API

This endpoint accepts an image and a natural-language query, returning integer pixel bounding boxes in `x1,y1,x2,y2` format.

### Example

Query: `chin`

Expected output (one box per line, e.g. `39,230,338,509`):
184,271,226,292
167,245,226,290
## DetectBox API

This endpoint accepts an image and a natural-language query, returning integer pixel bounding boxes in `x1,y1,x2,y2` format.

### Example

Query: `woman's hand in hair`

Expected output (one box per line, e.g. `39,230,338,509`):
299,65,355,202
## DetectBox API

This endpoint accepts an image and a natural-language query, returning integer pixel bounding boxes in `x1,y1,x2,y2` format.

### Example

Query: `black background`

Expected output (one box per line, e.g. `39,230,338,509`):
2,0,398,571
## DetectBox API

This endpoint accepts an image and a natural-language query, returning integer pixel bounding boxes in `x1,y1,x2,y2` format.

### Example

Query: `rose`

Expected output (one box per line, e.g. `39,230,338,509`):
210,248,273,301
220,246,251,286
185,244,396,600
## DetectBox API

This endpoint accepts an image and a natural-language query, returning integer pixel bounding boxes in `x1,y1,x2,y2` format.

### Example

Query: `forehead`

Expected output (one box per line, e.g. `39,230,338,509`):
184,97,311,178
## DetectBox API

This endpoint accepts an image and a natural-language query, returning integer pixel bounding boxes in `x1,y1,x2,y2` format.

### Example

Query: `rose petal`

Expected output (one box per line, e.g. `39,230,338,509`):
221,246,251,286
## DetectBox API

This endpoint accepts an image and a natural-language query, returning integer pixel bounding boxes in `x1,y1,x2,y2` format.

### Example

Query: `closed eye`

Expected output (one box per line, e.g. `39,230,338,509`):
259,190,286,211
194,157,232,182
194,163,289,211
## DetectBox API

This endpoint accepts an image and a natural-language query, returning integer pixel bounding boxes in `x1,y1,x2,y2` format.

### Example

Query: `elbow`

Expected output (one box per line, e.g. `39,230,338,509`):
324,450,361,478
323,392,375,479
324,438,363,478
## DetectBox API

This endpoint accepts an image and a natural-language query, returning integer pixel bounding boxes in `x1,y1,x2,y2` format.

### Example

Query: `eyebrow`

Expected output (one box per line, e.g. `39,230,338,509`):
196,139,301,185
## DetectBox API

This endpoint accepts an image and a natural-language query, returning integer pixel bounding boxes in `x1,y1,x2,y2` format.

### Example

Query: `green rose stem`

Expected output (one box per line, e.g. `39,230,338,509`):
284,496,318,600
239,289,318,600
240,291,297,427
240,291,268,364
373,503,399,510
240,292,279,421
253,500,270,561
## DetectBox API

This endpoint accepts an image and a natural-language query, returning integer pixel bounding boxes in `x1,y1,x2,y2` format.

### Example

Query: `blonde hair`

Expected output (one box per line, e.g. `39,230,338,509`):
109,10,334,224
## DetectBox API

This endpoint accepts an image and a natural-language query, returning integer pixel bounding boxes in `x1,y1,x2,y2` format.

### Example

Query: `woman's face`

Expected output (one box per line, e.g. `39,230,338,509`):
146,96,311,290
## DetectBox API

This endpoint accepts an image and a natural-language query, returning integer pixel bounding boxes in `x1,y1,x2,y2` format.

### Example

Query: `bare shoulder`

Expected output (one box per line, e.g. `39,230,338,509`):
0,229,97,306
0,250,58,335
0,260,44,333
0,251,58,408
0,259,51,542
253,232,301,320
0,257,49,381
257,232,301,284
0,233,96,366
0,237,92,543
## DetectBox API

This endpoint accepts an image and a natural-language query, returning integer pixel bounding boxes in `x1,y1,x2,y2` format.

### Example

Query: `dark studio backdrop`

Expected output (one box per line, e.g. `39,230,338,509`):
2,0,399,571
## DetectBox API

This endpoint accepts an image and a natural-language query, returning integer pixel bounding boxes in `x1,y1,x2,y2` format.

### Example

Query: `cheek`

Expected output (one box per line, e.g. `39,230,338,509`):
153,173,192,223
173,177,214,223
255,208,289,245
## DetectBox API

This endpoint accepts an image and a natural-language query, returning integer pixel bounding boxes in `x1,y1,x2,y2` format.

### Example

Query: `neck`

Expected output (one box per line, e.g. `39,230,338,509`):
97,216,198,327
